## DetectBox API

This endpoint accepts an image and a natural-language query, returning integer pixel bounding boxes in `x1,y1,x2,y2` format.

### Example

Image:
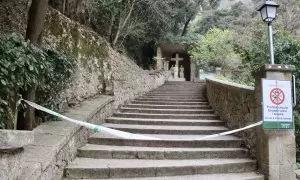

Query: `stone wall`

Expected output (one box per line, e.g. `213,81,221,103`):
43,8,165,110
0,0,31,37
206,78,257,158
0,4,165,111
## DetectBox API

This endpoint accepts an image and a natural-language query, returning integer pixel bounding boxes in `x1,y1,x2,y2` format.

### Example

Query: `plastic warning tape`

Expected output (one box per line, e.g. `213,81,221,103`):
21,99,262,141
22,99,159,140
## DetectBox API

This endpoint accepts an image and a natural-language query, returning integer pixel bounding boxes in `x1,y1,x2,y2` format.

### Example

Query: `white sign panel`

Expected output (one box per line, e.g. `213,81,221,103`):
262,79,293,129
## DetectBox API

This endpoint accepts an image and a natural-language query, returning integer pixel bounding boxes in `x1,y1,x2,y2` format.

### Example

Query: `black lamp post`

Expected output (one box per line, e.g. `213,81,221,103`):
258,0,279,64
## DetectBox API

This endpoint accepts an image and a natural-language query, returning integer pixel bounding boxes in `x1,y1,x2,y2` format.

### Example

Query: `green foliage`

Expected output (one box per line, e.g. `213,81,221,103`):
244,30,300,162
87,0,221,68
189,28,242,70
195,2,256,35
0,33,75,129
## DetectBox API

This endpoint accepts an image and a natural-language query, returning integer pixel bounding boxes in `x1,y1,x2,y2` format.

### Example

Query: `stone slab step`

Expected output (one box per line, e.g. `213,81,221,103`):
147,93,206,97
134,98,208,102
125,104,211,109
112,112,219,120
119,107,214,114
103,123,228,135
145,93,205,96
64,158,257,179
88,135,243,148
77,144,248,159
106,117,225,126
130,100,209,105
150,86,205,92
137,134,241,140
150,90,205,93
63,172,264,180
141,96,207,100
141,94,207,99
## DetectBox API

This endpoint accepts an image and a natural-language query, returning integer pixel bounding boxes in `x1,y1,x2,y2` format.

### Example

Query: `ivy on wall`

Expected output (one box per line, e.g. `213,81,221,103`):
0,33,75,129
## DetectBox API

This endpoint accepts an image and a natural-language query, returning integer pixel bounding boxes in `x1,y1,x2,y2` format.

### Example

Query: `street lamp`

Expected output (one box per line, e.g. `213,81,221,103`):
258,0,279,64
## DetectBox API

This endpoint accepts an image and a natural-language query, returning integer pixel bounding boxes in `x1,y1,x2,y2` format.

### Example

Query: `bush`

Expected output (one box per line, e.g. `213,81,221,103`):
189,28,242,70
245,31,300,162
0,33,75,129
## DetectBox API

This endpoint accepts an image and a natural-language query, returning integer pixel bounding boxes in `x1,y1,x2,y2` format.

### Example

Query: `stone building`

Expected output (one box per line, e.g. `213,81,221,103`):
154,43,197,82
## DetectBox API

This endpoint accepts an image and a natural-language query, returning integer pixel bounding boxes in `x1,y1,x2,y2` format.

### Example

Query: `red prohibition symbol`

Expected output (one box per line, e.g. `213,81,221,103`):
270,88,285,105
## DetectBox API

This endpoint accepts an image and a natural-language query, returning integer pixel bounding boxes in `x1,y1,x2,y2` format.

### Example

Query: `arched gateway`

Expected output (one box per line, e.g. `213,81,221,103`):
153,44,197,82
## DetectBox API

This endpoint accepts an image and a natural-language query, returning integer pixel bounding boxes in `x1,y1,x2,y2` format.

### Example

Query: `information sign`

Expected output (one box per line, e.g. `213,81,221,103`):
262,79,293,129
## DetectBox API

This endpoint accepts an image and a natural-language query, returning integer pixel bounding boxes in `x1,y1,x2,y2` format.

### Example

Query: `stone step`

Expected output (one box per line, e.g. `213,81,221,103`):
146,92,204,95
138,134,241,140
125,104,211,109
119,107,214,114
165,81,205,84
150,89,205,93
134,98,208,102
130,100,209,105
106,117,225,126
141,95,206,99
64,158,257,179
63,172,264,180
77,144,248,159
103,123,229,135
156,84,204,88
112,112,219,120
146,91,205,94
88,135,243,148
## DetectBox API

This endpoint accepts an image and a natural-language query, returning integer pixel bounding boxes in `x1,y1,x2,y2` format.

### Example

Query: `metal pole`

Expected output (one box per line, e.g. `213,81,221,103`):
268,22,275,64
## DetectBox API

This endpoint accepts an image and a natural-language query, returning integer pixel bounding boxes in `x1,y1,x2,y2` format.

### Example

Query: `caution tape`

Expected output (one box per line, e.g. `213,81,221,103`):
22,99,159,140
21,99,263,141
196,121,263,140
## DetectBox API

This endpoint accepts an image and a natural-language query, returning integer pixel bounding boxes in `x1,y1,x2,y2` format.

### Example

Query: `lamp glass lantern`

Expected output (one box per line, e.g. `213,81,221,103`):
258,1,279,23
257,0,280,64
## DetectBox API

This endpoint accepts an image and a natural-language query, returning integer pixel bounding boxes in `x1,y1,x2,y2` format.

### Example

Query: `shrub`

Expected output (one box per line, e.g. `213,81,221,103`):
0,33,75,129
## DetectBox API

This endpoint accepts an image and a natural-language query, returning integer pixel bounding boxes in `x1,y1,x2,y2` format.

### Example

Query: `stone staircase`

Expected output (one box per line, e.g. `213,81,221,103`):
63,82,263,180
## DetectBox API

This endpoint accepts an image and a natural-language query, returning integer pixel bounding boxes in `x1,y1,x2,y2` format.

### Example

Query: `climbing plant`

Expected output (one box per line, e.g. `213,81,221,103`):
0,33,75,129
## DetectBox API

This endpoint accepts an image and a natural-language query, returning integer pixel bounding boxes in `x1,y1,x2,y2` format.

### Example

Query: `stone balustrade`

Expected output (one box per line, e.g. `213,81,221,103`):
206,78,257,158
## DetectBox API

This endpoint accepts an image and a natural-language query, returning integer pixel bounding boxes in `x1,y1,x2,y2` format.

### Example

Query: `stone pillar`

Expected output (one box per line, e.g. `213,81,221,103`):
190,58,196,82
199,69,203,80
216,67,222,76
154,47,164,70
255,64,296,180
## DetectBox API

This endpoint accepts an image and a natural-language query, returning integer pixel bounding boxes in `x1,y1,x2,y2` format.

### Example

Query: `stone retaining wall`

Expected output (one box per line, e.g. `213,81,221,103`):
43,8,165,110
206,78,257,158
0,4,165,111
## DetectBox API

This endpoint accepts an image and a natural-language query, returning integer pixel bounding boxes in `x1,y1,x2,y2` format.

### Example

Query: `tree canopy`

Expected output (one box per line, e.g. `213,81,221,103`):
189,28,241,70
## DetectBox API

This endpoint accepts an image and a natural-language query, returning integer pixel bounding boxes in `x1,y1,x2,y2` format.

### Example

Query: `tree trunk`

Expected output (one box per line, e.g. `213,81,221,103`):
63,0,66,14
112,0,136,47
19,0,49,130
108,12,116,44
181,16,192,36
26,0,49,45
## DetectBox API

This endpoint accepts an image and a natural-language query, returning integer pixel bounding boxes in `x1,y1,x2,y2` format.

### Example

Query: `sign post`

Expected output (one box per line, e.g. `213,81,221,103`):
262,79,293,129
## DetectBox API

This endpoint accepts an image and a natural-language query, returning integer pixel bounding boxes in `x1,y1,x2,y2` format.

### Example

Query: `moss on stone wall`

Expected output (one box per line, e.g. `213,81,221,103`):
42,8,112,107
0,0,31,36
